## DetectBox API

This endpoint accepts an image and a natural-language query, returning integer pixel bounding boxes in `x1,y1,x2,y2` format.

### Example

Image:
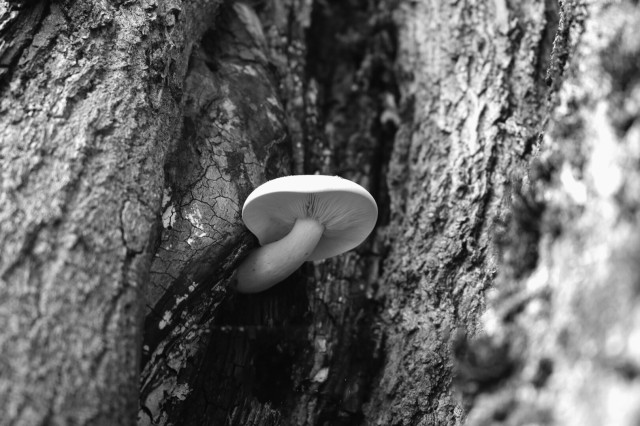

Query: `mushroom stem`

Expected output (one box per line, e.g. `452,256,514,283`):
236,217,325,293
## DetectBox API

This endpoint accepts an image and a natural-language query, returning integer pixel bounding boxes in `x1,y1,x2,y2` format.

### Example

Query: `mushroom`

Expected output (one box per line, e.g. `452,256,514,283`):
236,175,378,293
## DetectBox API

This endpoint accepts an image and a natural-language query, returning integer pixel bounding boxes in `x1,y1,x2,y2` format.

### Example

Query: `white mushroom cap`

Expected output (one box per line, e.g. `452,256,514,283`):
242,175,378,260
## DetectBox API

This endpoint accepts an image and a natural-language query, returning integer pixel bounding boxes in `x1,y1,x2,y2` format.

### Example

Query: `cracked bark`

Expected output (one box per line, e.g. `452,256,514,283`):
0,1,221,424
2,0,640,425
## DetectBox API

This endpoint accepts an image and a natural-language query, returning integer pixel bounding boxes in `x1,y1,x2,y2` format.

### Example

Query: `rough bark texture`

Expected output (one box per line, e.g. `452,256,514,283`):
0,0,221,424
2,0,640,425
365,0,570,422
140,1,395,423
462,2,640,425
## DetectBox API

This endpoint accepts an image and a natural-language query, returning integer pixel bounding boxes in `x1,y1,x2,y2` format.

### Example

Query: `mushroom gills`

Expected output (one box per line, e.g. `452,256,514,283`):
236,217,325,293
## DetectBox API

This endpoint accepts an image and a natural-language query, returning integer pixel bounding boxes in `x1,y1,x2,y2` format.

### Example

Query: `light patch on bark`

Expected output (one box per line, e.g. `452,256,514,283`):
159,311,173,330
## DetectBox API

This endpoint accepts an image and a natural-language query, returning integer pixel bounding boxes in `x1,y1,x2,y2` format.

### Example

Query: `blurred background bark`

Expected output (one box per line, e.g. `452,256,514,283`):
1,0,639,425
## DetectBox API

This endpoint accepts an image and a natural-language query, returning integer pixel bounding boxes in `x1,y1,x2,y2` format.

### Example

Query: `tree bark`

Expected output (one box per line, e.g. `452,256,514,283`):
462,2,640,426
0,1,222,424
2,0,640,425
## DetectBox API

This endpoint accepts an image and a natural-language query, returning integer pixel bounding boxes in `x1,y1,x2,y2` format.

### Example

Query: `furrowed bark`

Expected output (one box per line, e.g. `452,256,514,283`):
137,3,290,424
0,1,221,424
462,2,640,425
139,1,394,424
363,1,561,424
4,0,640,425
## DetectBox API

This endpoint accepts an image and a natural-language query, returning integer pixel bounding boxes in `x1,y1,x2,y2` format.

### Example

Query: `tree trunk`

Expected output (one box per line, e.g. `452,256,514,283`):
2,0,640,425
0,1,222,424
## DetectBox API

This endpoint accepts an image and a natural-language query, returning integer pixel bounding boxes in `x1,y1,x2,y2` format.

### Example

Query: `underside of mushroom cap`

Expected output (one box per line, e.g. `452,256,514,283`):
242,175,378,261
